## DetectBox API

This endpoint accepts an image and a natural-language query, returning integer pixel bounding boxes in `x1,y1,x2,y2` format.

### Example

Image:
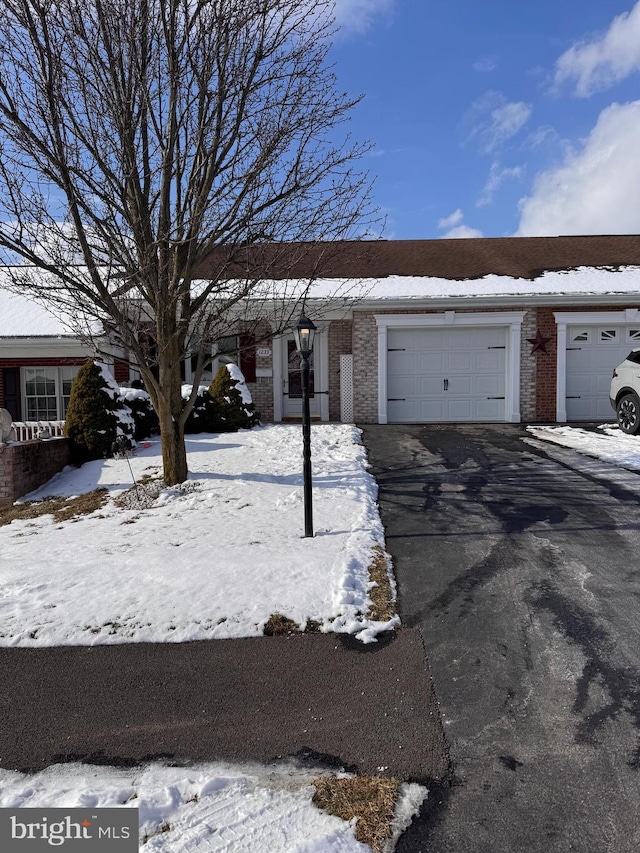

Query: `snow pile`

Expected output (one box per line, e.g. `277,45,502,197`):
93,361,135,438
0,425,398,646
227,363,252,405
0,762,386,852
527,423,640,471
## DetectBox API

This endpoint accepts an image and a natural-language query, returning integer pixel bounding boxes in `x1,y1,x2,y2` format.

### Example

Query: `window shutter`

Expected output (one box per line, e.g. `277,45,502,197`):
239,334,256,383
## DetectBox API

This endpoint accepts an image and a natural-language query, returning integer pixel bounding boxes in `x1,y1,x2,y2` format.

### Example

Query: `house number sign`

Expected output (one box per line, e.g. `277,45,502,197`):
257,348,271,357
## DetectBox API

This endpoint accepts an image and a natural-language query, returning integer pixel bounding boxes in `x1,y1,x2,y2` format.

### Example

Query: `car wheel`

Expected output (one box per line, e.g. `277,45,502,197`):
617,393,640,434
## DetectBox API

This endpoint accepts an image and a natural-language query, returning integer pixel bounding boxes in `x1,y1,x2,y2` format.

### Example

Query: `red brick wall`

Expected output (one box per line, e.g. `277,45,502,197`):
328,320,353,421
534,307,558,421
0,438,70,508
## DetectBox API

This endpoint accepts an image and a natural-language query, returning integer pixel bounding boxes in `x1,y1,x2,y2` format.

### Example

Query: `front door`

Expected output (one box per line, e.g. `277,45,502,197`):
282,337,321,418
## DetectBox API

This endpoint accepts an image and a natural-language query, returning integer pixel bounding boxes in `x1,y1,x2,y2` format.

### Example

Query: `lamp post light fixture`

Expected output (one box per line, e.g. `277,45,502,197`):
293,314,317,538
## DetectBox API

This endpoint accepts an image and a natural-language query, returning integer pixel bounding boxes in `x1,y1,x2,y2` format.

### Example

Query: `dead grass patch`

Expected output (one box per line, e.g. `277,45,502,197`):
0,489,109,527
312,774,400,851
263,613,301,636
367,546,397,623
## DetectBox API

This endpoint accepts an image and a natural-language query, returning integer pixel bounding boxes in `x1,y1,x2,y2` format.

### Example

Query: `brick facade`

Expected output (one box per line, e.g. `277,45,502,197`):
328,320,353,421
352,312,379,423
534,306,558,422
520,308,538,422
0,438,70,508
350,306,564,424
244,320,274,423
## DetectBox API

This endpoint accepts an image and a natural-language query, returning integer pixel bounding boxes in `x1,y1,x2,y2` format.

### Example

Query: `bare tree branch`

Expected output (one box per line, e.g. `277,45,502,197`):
0,0,379,483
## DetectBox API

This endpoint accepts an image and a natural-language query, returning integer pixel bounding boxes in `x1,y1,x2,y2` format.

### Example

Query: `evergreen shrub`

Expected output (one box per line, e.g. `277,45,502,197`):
119,388,159,440
208,364,260,431
64,360,134,464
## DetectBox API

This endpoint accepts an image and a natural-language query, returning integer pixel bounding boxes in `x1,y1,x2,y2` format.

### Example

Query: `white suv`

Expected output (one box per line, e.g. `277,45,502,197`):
610,349,640,434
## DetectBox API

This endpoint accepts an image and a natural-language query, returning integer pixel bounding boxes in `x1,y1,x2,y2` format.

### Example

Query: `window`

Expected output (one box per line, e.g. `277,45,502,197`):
211,334,257,383
628,329,640,342
599,329,618,342
572,330,589,342
23,366,80,421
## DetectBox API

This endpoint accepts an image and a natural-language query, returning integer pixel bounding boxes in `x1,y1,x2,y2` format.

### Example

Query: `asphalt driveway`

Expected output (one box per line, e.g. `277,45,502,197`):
361,424,640,853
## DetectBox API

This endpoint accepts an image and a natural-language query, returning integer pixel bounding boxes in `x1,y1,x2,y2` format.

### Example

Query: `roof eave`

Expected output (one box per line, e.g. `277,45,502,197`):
355,292,640,311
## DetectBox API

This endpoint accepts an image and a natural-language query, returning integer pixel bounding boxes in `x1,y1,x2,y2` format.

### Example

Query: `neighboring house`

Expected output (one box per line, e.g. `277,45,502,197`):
0,289,128,423
3,234,640,426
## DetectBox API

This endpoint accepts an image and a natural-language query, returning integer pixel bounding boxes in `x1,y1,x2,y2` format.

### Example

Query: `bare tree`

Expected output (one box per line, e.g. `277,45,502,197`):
0,0,376,483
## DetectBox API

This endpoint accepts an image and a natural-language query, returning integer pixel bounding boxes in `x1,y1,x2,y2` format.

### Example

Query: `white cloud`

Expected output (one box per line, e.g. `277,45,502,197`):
464,91,532,153
440,225,484,239
524,125,559,149
473,56,498,73
333,0,394,33
554,2,640,96
437,209,483,238
477,162,523,207
517,100,640,235
438,209,464,229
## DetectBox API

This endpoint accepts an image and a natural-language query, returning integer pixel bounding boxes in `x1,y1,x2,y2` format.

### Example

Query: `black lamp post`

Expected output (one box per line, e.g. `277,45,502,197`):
294,314,317,538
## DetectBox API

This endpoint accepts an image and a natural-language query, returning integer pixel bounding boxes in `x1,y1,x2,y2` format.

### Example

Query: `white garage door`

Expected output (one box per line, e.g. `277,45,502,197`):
566,325,640,420
386,326,507,423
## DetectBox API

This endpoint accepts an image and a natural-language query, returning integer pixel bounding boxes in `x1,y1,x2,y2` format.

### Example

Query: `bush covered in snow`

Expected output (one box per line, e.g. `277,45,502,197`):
208,364,260,431
183,384,219,434
64,361,134,464
183,365,259,434
119,387,159,441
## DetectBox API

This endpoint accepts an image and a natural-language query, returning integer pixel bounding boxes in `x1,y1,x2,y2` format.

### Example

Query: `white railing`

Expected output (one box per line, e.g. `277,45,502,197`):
11,421,66,442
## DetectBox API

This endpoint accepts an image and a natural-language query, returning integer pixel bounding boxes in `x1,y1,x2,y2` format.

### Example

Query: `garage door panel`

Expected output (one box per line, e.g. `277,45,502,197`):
420,377,445,395
565,324,632,421
448,375,472,395
476,350,505,371
418,352,445,372
447,352,473,372
388,352,417,372
476,399,505,420
476,374,504,395
388,399,448,422
386,325,507,423
448,400,473,420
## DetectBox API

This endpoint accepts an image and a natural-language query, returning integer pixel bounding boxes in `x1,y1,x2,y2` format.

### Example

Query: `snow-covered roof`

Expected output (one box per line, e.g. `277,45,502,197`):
0,288,80,337
3,254,640,339
352,264,640,302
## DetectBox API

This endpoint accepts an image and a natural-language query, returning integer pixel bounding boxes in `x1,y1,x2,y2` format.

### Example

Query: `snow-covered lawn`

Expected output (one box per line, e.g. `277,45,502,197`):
0,761,427,853
0,424,416,851
0,424,398,647
527,422,640,471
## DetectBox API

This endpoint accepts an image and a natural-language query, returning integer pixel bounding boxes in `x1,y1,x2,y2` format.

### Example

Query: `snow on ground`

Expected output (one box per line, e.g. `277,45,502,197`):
0,761,427,852
0,424,398,646
0,425,417,851
527,423,640,471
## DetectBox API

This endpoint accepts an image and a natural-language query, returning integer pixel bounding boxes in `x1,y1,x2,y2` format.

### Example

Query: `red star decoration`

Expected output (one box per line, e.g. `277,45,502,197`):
527,330,551,354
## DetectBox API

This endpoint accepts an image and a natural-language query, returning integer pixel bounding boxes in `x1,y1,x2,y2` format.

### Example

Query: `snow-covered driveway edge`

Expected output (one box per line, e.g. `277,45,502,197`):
0,760,428,853
0,424,399,647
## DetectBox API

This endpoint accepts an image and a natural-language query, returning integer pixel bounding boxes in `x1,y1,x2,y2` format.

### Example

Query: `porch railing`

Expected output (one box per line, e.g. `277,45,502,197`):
11,421,66,442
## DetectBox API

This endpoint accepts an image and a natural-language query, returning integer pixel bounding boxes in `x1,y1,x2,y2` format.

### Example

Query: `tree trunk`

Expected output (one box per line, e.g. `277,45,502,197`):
156,337,189,486
158,404,188,485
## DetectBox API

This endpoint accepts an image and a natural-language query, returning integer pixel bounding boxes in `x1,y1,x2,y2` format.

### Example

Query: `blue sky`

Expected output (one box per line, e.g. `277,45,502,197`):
330,0,640,239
